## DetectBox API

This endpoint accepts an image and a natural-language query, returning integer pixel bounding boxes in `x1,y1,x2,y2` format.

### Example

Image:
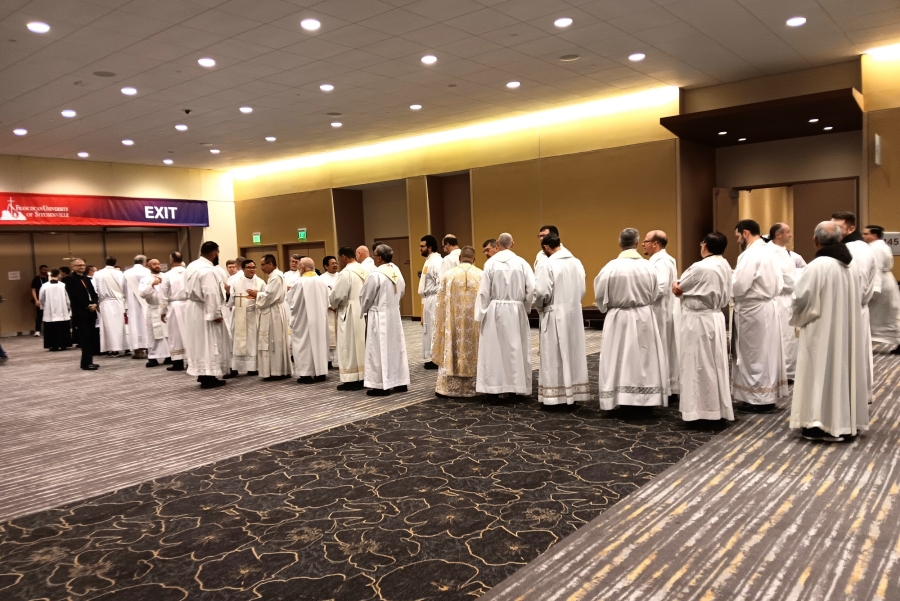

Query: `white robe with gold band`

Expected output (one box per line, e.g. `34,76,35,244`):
432,263,483,397
138,273,170,361
419,252,443,362
289,272,330,378
255,269,291,378
732,238,788,405
228,275,264,372
533,249,590,405
330,262,368,383
160,266,187,361
594,249,667,409
361,263,410,390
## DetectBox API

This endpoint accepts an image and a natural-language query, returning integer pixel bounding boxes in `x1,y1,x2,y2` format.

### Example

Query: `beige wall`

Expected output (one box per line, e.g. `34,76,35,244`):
362,183,408,249
0,155,237,260
868,107,900,279
716,131,862,190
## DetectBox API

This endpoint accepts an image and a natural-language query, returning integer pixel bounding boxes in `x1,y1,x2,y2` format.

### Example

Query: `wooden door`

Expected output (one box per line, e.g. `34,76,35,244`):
0,233,36,335
284,242,327,272
240,245,278,282
142,231,180,271
374,236,412,316
33,232,105,272
104,232,144,266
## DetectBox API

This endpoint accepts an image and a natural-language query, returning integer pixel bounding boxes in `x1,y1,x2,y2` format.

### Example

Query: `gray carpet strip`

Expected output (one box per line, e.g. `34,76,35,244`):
481,347,900,601
0,322,602,523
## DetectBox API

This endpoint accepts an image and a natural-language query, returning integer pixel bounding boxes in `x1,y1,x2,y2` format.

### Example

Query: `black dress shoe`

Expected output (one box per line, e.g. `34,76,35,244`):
247,370,259,376
735,402,776,414
200,379,226,389
328,361,334,369
337,381,364,391
891,345,900,355
423,361,439,370
163,357,172,365
146,359,160,368
367,388,391,396
315,375,327,382
223,369,239,379
393,385,408,392
297,376,315,384
167,360,185,371
264,374,290,381
81,364,99,370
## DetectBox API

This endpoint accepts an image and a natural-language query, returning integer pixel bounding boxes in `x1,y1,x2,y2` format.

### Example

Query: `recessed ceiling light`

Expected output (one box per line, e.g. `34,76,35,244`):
738,138,746,142
122,139,134,146
121,86,137,95
319,83,334,92
410,104,422,110
809,118,819,123
198,57,216,68
554,17,573,28
421,54,437,65
210,148,220,154
61,109,76,118
824,126,833,131
13,128,27,136
163,158,174,165
27,22,50,34
77,151,89,158
559,54,580,62
239,106,253,114
629,53,646,62
175,124,188,131
718,131,727,135
331,122,342,128
301,18,321,31
786,16,807,27
265,136,276,142
506,81,520,89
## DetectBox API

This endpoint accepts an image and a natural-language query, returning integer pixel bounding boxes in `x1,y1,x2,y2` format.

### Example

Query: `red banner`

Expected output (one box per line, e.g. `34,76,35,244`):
1,192,208,227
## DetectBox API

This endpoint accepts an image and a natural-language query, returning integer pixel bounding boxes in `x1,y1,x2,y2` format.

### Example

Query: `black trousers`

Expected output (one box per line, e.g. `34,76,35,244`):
73,314,96,367
35,306,43,333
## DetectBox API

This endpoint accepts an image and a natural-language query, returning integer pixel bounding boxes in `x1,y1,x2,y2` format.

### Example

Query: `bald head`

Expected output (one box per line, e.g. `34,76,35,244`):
641,230,667,256
497,233,514,249
299,257,316,273
356,246,370,262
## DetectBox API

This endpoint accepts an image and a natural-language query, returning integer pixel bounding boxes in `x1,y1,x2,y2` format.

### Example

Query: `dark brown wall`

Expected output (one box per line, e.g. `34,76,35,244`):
792,178,857,263
441,173,473,248
332,188,365,250
679,139,716,268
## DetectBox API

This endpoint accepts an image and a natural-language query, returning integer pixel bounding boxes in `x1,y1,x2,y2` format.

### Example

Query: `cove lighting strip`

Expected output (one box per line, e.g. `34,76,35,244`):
232,86,679,180
867,42,900,61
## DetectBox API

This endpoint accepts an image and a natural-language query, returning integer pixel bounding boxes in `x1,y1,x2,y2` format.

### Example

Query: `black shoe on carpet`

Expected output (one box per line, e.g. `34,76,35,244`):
735,402,776,414
393,385,408,392
801,427,844,442
315,375,327,382
247,370,259,376
200,379,226,389
891,345,900,355
163,357,172,365
328,361,334,369
423,361,439,370
337,381,364,391
223,370,239,379
297,376,314,384
167,360,185,371
367,388,391,396
668,394,680,405
81,364,99,370
123,350,132,356
787,379,794,385
264,375,289,381
145,359,160,368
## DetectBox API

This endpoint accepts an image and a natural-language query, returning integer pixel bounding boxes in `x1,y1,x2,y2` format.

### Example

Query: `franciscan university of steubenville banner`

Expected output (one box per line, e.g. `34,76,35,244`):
0,192,209,227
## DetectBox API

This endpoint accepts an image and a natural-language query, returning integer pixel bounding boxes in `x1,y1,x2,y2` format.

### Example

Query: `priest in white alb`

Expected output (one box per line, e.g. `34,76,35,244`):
643,229,679,397
863,224,900,354
320,255,340,368
360,244,410,396
227,259,264,376
833,211,878,403
418,235,443,370
184,241,231,388
123,255,151,359
39,269,72,351
533,233,589,407
357,246,376,275
330,247,368,390
767,223,803,381
432,246,483,397
732,219,787,412
439,234,461,276
247,254,291,381
92,256,128,356
791,221,868,442
160,252,188,371
288,257,330,383
475,233,535,398
594,228,666,410
138,258,170,368
673,232,734,423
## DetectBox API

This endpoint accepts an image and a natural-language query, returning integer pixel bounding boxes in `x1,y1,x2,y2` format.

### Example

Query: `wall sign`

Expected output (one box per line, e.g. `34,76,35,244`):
884,232,900,256
8,271,20,281
252,232,262,244
297,228,307,241
1,192,209,227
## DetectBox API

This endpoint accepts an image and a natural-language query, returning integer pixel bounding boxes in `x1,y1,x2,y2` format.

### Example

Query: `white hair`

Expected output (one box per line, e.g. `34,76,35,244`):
497,233,513,249
814,221,843,246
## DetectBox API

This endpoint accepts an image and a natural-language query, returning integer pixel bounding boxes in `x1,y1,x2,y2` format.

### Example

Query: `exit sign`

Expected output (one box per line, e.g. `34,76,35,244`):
252,232,261,244
297,228,307,241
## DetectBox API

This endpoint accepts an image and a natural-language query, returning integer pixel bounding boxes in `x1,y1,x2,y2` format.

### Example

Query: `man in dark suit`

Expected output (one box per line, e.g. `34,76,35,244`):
63,258,100,370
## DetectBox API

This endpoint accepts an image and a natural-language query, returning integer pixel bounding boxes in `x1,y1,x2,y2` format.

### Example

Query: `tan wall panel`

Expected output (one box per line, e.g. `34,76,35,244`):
406,176,429,318
793,179,857,264
233,189,336,258
362,184,408,248
0,233,36,335
867,106,900,279
862,54,900,112
540,140,678,305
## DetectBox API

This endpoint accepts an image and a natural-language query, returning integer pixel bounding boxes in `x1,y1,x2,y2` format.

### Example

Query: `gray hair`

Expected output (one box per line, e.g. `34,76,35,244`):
134,254,147,265
814,221,843,246
375,244,393,263
497,233,513,249
619,228,639,249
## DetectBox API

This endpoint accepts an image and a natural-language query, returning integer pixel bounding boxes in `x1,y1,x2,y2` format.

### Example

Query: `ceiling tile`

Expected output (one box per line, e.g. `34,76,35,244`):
404,0,484,21
445,8,520,35
311,0,397,22
282,37,354,59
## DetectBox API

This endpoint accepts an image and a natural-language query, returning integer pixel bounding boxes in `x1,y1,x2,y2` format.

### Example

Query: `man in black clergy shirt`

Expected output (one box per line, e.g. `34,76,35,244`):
63,258,100,370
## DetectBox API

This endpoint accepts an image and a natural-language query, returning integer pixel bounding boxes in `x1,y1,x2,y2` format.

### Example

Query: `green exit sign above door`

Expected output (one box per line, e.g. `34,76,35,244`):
252,232,261,244
297,228,307,241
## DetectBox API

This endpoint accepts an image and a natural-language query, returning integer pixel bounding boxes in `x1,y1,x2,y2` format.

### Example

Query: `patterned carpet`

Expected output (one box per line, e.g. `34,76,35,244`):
0,355,717,601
